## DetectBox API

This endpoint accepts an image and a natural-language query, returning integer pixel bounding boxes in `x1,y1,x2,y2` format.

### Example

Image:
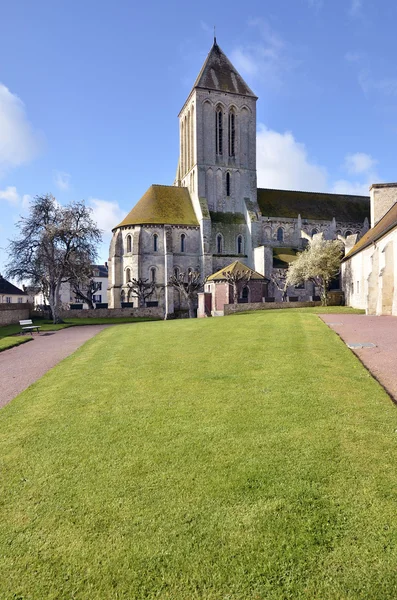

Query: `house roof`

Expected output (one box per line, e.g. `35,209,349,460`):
192,40,257,98
114,185,199,229
207,260,266,281
273,247,300,269
343,202,397,261
257,188,370,222
92,264,108,278
0,275,27,296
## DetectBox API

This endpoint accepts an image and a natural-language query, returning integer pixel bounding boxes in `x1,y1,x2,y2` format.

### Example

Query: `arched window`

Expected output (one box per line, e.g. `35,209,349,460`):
215,108,223,155
242,286,249,300
345,230,352,237
277,227,284,242
226,172,231,197
336,230,342,236
216,234,223,254
126,235,132,253
153,233,158,252
150,267,156,283
228,111,235,156
125,268,131,283
311,228,318,237
237,235,243,254
180,233,186,252
174,267,180,278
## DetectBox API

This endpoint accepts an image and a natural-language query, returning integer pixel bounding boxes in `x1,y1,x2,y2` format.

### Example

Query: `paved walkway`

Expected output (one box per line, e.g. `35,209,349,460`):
319,314,397,402
0,326,108,408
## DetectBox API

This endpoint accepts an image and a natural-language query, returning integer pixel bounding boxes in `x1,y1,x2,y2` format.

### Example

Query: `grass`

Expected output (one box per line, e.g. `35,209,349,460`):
1,311,397,599
0,336,32,352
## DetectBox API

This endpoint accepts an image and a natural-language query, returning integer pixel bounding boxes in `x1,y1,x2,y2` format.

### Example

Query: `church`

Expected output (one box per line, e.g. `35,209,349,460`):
108,39,370,316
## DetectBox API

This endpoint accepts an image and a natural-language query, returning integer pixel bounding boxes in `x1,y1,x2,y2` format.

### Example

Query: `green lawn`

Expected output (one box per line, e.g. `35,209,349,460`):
1,311,397,599
0,336,32,352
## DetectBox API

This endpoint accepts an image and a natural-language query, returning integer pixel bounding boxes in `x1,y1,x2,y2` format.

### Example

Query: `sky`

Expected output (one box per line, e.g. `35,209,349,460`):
1,0,397,273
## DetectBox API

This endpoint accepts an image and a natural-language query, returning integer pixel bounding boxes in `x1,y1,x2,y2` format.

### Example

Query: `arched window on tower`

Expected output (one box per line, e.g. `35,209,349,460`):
215,108,223,155
277,227,284,242
180,233,186,252
226,172,231,197
217,234,223,254
153,233,158,252
126,235,132,253
150,267,156,283
311,228,318,237
228,111,235,156
237,235,243,254
125,268,131,283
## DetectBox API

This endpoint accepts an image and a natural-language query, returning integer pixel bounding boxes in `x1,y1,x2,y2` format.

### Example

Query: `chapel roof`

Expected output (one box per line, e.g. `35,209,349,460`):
0,275,27,296
343,201,397,261
114,185,199,229
207,260,267,281
257,188,370,222
192,40,257,98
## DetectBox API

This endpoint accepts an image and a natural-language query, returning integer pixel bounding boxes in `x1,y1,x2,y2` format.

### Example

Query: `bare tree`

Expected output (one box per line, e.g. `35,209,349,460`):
221,268,251,304
125,278,156,307
72,280,101,308
6,194,101,323
286,235,343,305
270,269,288,302
168,271,202,318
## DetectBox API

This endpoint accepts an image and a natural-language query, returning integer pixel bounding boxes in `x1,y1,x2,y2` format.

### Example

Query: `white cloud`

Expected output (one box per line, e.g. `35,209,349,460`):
230,19,298,88
344,152,377,174
331,179,370,195
0,185,20,205
54,170,71,191
0,84,41,177
88,198,124,238
22,194,32,210
256,124,327,192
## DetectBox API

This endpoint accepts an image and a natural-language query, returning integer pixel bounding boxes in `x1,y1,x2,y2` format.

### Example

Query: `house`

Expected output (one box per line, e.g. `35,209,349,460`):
108,38,370,317
0,275,29,304
342,183,397,315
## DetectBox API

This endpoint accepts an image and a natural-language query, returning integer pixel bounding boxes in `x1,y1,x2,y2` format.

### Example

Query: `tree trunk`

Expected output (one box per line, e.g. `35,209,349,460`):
187,297,195,318
233,282,238,304
49,282,64,324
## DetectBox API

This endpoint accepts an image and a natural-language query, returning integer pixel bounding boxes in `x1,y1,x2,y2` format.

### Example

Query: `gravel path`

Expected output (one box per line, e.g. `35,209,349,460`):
319,314,397,402
0,326,108,408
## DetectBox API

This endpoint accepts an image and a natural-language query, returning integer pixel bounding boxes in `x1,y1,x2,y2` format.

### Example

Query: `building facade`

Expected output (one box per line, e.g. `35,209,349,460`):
108,40,370,315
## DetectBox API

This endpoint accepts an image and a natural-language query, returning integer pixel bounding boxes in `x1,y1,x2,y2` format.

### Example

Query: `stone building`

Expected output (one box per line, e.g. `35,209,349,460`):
108,39,370,315
342,183,397,315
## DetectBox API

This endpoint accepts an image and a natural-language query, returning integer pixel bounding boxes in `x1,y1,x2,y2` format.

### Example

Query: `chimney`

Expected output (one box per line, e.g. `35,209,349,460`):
370,183,397,228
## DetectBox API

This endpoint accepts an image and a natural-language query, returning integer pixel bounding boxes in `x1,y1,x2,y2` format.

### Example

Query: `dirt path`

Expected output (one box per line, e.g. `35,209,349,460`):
0,326,108,408
319,314,397,402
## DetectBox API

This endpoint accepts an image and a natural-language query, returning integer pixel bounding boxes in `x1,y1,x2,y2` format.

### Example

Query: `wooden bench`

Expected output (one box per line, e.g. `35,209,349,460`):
19,320,41,335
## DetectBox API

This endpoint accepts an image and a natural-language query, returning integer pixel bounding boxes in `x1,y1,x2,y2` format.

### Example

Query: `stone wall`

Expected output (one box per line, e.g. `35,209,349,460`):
0,303,31,325
224,300,322,315
59,306,164,319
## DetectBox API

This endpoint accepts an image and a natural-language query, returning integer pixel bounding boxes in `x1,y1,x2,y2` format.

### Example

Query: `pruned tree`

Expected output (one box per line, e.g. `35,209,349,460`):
221,268,251,304
72,279,101,308
126,277,156,307
168,270,202,318
6,194,102,323
286,235,343,305
270,269,288,302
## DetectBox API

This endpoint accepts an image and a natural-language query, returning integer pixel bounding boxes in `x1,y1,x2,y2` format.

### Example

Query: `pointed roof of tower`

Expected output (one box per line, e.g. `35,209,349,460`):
113,185,199,230
192,40,257,98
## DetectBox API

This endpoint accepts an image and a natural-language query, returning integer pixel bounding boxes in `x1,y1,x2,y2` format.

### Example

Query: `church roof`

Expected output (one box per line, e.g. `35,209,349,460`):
207,260,266,281
257,188,370,222
0,275,26,296
114,185,199,229
343,202,397,261
192,40,257,98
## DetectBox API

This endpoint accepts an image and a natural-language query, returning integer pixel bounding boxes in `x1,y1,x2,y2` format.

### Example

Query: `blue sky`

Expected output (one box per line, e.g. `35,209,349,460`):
1,0,396,272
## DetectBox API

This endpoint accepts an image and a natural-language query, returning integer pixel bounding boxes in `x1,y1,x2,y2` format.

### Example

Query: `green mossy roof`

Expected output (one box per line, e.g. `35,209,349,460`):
258,188,370,222
208,260,266,281
209,211,246,224
273,247,300,269
115,185,199,229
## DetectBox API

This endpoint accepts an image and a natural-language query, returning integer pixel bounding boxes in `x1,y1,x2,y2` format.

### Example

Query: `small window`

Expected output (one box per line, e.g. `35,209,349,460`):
242,286,249,300
180,234,186,252
97,282,102,291
351,282,354,294
311,228,318,237
93,295,101,302
174,267,180,278
125,268,131,283
277,227,284,242
336,230,342,236
18,297,23,303
345,230,352,237
6,297,11,303
228,111,235,156
153,233,158,252
216,234,223,254
150,268,156,283
216,108,223,155
226,172,231,197
126,235,132,253
356,281,360,294
237,235,243,254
